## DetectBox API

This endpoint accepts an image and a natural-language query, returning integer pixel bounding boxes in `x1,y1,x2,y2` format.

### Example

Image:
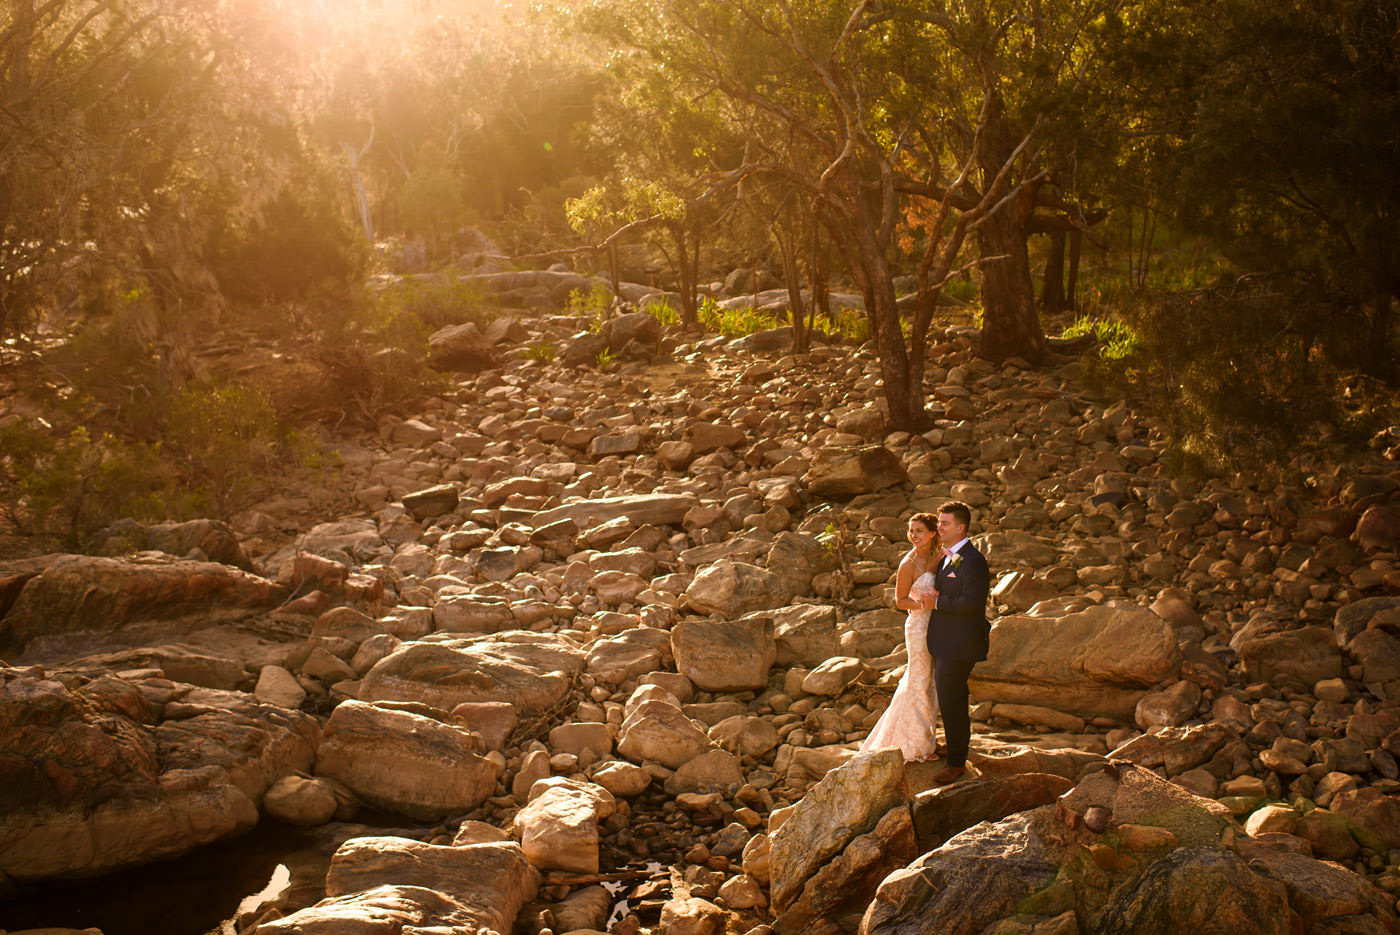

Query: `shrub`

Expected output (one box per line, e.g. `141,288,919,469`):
1092,273,1368,473
362,275,495,348
644,299,681,327
163,382,328,520
569,283,614,332
212,163,368,306
0,421,174,550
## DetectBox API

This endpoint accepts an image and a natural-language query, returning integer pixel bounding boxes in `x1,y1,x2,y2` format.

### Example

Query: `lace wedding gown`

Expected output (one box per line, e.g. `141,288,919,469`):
859,572,939,761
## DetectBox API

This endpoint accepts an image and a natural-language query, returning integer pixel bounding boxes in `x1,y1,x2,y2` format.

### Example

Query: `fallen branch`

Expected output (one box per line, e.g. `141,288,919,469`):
541,868,662,886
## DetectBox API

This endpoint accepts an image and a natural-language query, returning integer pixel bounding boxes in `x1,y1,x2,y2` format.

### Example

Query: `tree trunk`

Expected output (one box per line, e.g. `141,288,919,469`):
607,243,621,300
808,225,831,325
672,221,699,327
1040,231,1066,314
1066,229,1082,310
845,243,926,430
978,201,1046,362
776,226,808,352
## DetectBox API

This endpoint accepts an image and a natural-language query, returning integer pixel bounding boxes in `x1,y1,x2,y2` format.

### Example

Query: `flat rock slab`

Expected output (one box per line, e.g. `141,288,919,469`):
358,630,585,718
532,494,698,530
2,553,285,657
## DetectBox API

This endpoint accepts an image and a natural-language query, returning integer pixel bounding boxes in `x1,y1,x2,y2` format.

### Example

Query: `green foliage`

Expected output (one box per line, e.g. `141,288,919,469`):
697,297,775,338
163,382,327,521
595,347,615,369
525,339,558,362
643,300,681,328
1087,274,1371,473
310,343,452,428
569,284,615,332
816,516,854,602
212,163,368,306
396,144,469,261
1099,0,1400,379
44,294,172,438
362,276,496,349
1058,314,1139,362
814,306,871,344
0,380,327,548
0,422,172,551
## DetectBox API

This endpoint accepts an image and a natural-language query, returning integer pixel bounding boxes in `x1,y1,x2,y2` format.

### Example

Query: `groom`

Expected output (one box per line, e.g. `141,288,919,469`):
926,500,990,784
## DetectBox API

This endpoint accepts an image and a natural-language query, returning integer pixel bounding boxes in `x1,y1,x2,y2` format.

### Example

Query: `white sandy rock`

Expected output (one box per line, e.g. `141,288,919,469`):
263,774,338,826
254,665,307,708
358,631,584,718
513,779,615,873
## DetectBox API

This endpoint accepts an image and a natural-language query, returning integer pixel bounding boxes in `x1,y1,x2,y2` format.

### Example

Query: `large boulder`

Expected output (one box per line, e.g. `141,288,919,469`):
585,626,672,686
617,696,711,769
427,320,498,372
257,838,537,935
89,518,255,570
802,446,907,499
1,554,285,656
1233,624,1343,687
771,604,840,667
315,700,500,821
0,670,318,881
770,749,909,912
910,772,1074,851
358,631,585,718
513,779,616,873
862,763,1395,935
64,642,248,691
969,603,1181,722
683,560,789,617
765,532,837,599
671,617,776,692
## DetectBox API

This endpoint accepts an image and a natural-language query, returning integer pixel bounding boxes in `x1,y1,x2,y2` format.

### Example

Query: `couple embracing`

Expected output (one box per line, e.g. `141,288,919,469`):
859,501,990,785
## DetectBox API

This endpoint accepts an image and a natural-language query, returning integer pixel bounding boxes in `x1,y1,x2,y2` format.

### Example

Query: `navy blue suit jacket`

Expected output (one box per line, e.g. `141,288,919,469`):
925,543,990,662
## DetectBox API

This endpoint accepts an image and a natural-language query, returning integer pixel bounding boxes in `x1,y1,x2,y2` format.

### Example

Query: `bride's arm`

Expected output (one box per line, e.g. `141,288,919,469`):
893,557,930,612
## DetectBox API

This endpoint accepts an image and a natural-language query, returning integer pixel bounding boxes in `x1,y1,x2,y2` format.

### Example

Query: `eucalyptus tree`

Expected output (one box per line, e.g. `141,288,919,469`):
578,0,1118,429
1101,0,1400,378
0,0,355,349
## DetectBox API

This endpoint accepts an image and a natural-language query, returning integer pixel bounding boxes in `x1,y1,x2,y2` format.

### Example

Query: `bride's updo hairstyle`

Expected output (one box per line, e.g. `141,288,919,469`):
910,512,939,539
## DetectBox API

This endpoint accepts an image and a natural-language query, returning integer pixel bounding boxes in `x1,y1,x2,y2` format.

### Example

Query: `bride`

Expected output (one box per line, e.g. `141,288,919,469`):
859,512,941,761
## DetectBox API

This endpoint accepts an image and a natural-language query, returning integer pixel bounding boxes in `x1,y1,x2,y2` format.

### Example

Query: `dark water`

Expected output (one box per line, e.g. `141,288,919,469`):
0,821,314,935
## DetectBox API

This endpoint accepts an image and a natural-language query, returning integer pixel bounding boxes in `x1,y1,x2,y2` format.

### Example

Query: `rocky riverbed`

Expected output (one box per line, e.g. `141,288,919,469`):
2,291,1399,935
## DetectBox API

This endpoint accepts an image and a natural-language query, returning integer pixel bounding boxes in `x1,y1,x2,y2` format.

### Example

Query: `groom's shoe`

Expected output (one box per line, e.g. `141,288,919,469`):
932,765,966,784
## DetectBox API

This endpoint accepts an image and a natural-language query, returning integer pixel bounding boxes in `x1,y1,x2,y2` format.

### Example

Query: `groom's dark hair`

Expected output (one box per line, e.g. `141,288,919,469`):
939,500,972,531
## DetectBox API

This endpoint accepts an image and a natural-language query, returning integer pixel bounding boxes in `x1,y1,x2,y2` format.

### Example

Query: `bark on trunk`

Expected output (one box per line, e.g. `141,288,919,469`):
776,228,808,352
978,202,1046,362
1067,230,1082,310
1040,231,1066,314
671,222,699,327
844,245,927,430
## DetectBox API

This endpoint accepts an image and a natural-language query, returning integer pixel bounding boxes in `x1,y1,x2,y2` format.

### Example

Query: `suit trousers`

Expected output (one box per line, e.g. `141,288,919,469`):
933,657,977,768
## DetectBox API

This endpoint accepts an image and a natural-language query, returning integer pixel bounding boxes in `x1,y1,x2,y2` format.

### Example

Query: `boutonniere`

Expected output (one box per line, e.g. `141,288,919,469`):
947,552,962,568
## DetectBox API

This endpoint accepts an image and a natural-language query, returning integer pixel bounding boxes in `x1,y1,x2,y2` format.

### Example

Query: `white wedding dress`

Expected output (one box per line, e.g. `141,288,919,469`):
859,572,940,761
